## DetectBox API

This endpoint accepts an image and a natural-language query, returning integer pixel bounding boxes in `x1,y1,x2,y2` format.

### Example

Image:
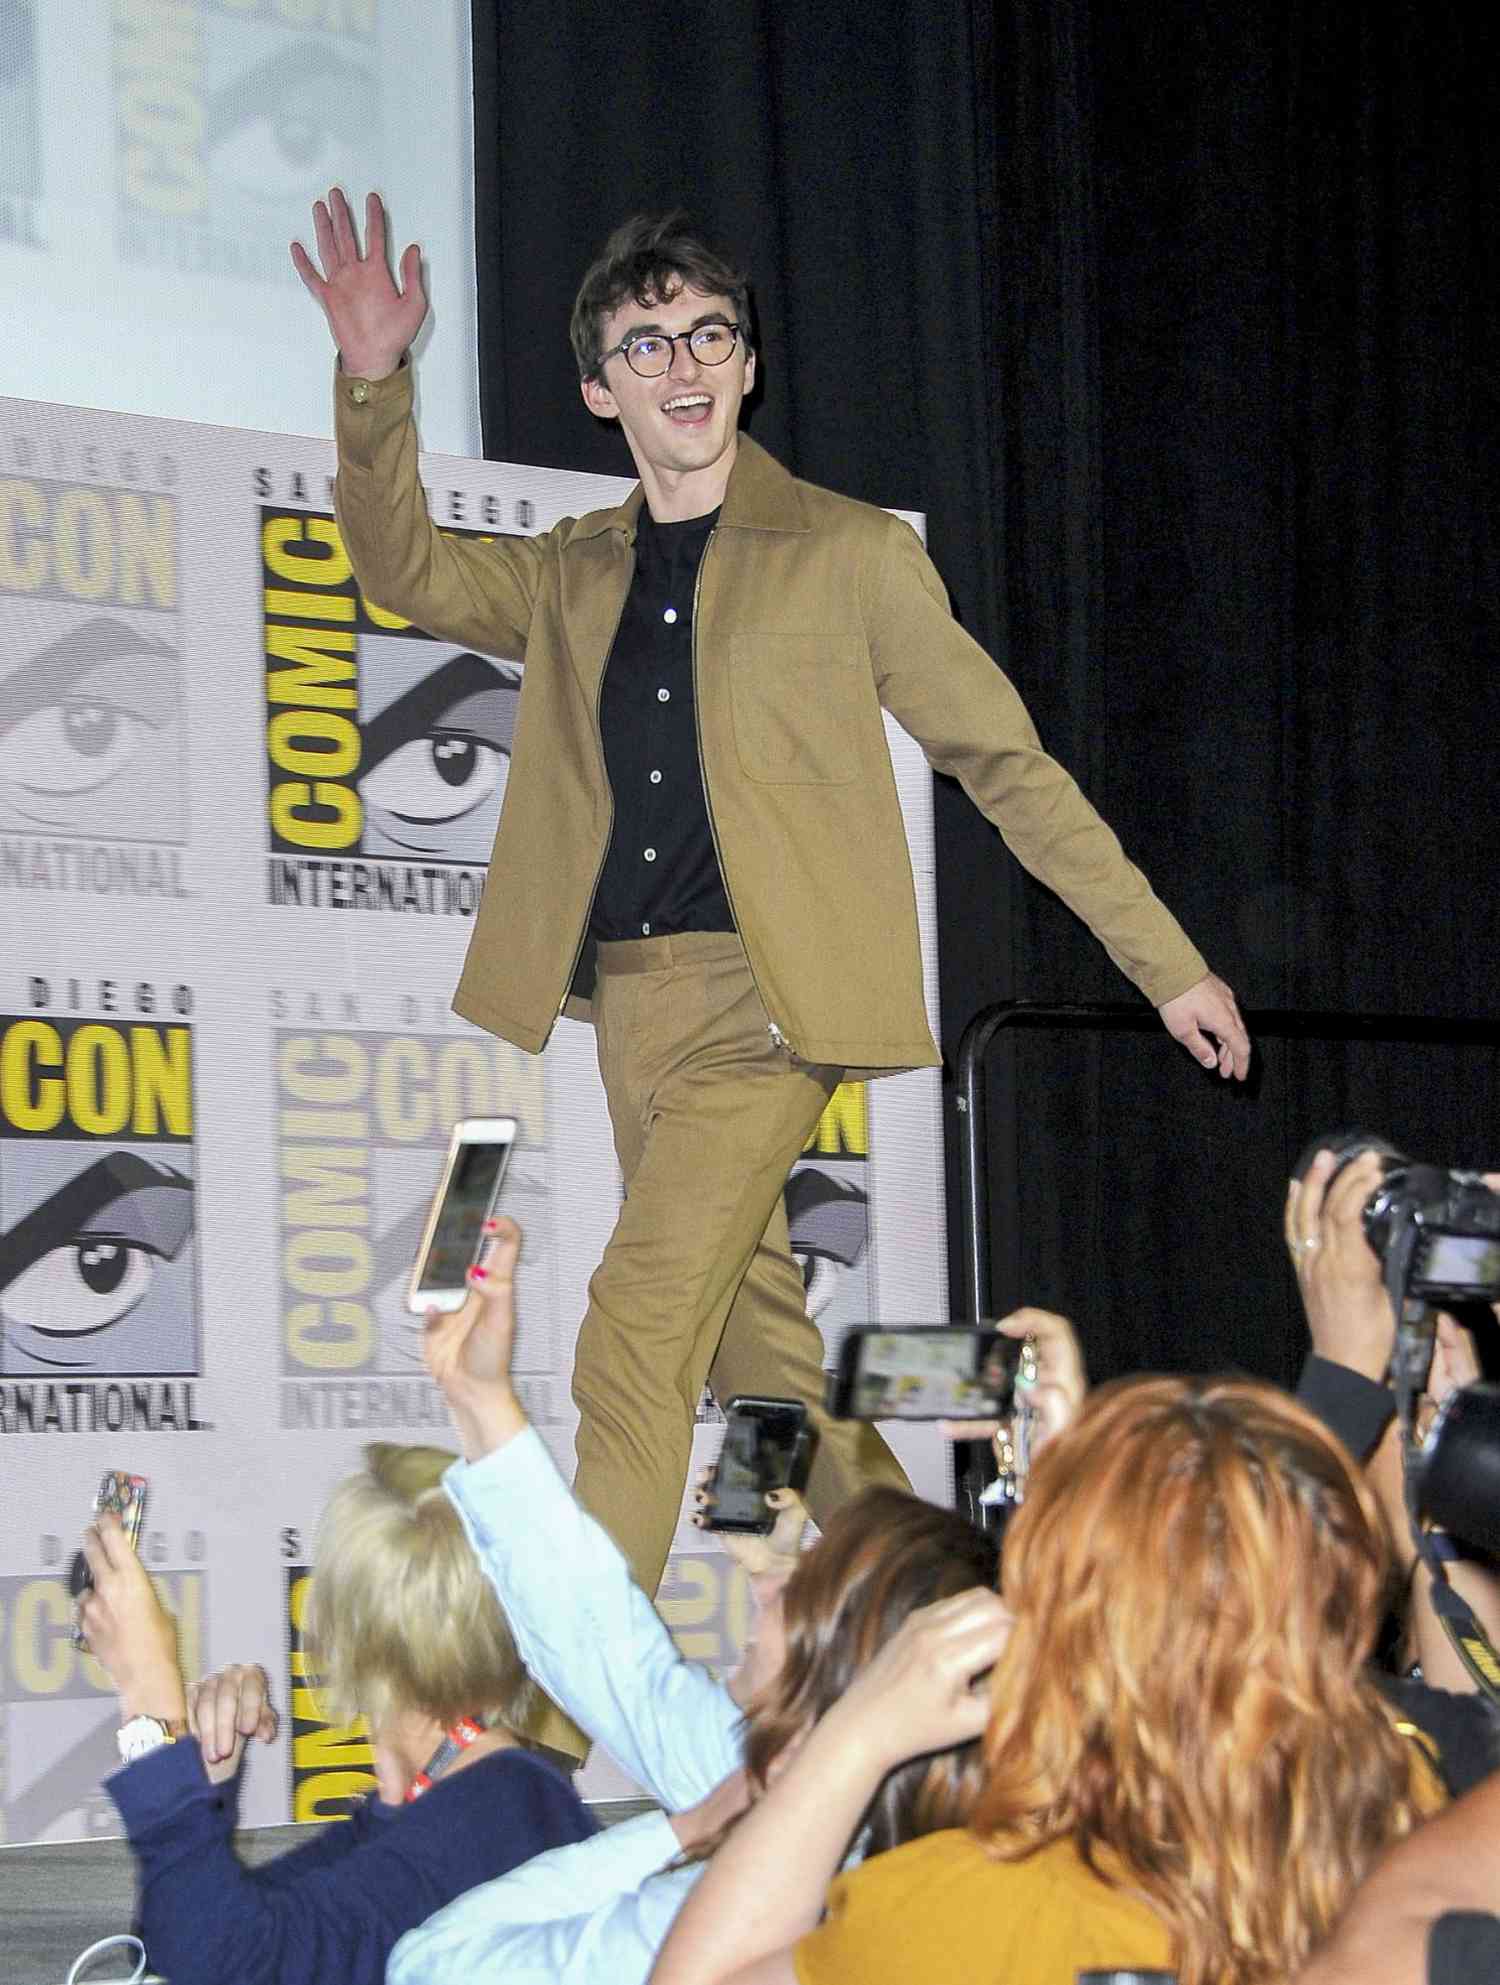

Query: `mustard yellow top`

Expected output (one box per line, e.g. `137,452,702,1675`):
793,1830,1174,1985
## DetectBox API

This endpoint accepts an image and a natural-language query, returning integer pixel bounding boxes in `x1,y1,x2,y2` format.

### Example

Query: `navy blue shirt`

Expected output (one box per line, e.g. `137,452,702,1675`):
590,505,735,941
108,1737,594,1985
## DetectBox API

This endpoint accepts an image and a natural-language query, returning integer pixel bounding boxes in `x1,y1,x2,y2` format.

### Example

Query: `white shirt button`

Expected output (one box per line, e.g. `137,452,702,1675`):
649,769,663,784
657,687,670,702
663,607,678,624
641,921,651,935
643,847,657,862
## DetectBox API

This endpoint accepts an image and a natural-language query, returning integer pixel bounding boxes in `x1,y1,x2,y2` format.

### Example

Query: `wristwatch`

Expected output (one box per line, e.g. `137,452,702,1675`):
117,1714,188,1763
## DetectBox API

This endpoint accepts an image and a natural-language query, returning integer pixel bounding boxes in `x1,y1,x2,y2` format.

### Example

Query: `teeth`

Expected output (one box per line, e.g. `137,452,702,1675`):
663,394,711,411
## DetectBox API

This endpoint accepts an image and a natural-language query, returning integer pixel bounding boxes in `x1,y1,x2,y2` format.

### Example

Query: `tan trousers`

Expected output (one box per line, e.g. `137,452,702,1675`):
573,932,909,1596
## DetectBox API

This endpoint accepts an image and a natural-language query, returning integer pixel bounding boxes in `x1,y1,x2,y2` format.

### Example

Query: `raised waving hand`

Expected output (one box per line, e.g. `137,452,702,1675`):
291,188,427,380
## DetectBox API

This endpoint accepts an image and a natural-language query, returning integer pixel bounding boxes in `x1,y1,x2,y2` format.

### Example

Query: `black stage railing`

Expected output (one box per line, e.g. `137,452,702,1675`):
955,1002,1500,1326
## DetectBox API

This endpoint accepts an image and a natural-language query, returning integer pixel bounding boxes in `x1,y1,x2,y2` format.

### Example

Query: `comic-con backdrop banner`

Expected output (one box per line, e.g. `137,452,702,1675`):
0,391,947,1839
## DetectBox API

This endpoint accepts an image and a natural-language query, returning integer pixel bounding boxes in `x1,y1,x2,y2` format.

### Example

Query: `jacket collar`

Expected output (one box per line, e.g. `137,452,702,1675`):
565,432,810,546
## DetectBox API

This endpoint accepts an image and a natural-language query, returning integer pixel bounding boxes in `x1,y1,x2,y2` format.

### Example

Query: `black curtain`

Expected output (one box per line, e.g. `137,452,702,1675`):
469,1,1500,1386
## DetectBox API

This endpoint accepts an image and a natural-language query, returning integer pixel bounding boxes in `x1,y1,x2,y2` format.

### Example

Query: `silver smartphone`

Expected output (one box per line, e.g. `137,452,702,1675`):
404,1118,517,1314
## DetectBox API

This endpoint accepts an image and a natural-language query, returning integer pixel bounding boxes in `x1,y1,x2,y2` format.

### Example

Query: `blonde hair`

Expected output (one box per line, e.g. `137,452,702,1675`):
973,1377,1432,1985
302,1443,535,1737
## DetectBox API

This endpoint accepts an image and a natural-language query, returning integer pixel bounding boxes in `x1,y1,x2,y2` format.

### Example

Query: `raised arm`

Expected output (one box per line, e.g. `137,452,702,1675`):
425,1224,743,1807
291,189,553,656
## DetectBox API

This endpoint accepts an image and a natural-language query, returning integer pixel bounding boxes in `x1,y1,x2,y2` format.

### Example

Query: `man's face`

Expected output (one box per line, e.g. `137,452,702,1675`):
580,283,755,508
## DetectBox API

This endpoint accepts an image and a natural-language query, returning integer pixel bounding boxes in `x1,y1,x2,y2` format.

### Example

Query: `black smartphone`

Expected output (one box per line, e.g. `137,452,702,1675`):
702,1396,813,1534
826,1325,1022,1421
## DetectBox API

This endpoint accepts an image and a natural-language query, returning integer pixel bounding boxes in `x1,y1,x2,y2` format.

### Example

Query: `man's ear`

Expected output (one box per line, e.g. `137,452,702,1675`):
743,347,757,395
580,373,619,422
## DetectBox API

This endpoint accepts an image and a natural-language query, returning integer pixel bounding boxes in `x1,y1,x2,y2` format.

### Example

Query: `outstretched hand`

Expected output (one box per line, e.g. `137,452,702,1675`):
1157,971,1251,1079
421,1217,528,1461
291,188,427,380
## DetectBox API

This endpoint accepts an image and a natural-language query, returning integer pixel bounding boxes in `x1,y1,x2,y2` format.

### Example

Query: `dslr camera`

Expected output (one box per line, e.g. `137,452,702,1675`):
1298,1131,1500,1555
1296,1131,1500,1309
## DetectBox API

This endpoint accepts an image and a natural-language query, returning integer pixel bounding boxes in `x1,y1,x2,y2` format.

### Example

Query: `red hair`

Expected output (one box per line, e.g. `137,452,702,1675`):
972,1377,1433,1985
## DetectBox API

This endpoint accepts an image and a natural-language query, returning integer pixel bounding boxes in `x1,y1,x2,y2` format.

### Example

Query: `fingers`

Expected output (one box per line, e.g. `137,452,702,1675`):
189,1666,277,1763
289,237,327,300
328,185,358,260
311,196,337,274
364,189,385,260
935,1418,1001,1442
397,241,423,300
1285,1146,1336,1260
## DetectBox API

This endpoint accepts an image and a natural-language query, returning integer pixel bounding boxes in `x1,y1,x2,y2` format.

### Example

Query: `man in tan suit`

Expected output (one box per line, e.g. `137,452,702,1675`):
294,193,1249,1637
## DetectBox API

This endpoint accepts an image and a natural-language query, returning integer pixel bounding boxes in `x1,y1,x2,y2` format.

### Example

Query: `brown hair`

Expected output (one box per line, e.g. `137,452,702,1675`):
570,210,752,380
737,1486,1000,1855
972,1377,1432,1985
302,1443,536,1738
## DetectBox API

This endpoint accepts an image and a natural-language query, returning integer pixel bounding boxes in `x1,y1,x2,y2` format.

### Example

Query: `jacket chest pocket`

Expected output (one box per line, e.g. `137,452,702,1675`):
729,635,866,786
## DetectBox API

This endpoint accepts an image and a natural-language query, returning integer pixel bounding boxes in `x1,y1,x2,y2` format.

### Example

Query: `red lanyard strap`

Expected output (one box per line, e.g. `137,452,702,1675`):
406,1714,485,1802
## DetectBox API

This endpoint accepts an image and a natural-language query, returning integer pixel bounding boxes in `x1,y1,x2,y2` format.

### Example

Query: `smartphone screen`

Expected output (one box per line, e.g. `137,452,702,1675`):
831,1326,1019,1421
414,1137,513,1296
706,1399,808,1531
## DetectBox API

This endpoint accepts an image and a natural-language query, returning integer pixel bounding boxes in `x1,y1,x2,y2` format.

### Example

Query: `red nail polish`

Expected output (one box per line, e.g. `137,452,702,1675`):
468,1265,488,1282
483,1218,499,1233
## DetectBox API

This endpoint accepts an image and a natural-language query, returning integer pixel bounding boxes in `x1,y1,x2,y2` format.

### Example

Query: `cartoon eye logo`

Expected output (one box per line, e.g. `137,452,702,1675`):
786,1168,869,1321
0,1153,194,1368
2,1237,158,1337
360,730,505,826
205,43,374,201
361,654,521,849
0,618,179,806
0,696,159,796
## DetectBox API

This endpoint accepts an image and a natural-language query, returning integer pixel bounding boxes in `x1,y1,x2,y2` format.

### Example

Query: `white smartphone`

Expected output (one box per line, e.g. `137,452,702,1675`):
405,1118,517,1314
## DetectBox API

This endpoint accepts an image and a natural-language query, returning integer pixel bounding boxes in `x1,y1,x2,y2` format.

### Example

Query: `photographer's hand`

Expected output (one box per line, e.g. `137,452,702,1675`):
421,1218,528,1461
77,1514,187,1728
936,1306,1088,1455
290,189,427,380
1285,1148,1393,1381
690,1468,809,1578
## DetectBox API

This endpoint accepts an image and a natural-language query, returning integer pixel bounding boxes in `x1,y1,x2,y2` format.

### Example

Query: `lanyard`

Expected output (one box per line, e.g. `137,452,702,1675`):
405,1714,486,1802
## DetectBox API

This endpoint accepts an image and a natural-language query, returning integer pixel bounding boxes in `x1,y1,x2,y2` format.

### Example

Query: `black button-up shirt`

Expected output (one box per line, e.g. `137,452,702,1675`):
589,505,735,940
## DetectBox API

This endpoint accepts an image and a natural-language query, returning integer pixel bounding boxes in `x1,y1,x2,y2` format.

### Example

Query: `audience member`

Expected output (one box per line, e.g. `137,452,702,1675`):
649,1376,1446,1985
387,1218,1025,1982
74,1443,592,1985
1287,1143,1500,1768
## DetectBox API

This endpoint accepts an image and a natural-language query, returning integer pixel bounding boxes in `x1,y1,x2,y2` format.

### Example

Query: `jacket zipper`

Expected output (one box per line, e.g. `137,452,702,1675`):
691,527,797,1057
551,540,633,1034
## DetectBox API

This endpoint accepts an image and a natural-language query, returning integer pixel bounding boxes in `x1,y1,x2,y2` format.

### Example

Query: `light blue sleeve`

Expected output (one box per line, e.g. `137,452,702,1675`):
386,1820,701,1985
444,1430,744,1810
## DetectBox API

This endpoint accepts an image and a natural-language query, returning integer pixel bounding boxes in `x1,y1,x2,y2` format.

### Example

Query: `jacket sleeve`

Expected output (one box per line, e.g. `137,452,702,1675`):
331,361,558,658
864,512,1208,1008
444,1429,744,1810
387,1815,697,1985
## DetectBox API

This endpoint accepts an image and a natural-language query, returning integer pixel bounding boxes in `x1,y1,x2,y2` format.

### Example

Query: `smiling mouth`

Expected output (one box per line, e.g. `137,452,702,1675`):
661,393,713,425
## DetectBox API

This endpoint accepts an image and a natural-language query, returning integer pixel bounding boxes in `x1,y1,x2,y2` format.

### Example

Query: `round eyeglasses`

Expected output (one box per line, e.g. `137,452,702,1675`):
597,321,745,380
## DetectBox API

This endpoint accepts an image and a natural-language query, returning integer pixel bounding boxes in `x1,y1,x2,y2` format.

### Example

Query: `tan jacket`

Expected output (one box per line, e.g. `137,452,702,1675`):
333,365,1207,1072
